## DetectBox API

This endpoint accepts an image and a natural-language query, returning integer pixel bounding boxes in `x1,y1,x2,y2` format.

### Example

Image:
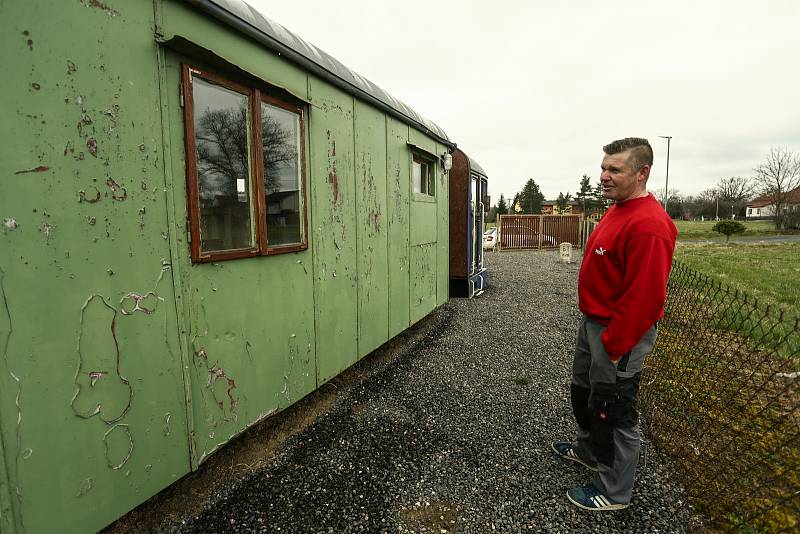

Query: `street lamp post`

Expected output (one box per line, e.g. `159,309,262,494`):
659,136,672,212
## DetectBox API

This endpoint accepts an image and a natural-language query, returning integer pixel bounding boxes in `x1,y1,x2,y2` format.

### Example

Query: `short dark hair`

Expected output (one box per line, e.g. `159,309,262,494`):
603,137,653,172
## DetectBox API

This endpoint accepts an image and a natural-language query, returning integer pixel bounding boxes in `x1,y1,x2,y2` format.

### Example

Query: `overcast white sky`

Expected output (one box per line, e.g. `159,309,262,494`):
248,0,799,203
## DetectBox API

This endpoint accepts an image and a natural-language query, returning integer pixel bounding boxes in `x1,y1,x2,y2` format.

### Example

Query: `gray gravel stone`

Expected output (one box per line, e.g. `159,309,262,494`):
175,250,693,533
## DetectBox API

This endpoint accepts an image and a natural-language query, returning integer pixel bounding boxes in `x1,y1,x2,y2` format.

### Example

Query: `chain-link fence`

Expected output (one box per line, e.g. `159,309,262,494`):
640,261,799,532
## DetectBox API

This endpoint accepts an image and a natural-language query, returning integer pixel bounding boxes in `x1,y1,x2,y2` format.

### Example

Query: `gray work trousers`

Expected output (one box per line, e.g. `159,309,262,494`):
570,316,657,504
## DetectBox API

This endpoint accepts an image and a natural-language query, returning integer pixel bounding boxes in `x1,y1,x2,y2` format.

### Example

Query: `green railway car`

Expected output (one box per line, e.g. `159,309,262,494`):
0,1,454,531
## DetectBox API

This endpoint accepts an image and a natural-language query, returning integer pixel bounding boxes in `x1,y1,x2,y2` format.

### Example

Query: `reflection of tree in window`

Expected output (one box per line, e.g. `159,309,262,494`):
262,102,302,246
192,78,254,252
261,109,297,193
196,105,249,201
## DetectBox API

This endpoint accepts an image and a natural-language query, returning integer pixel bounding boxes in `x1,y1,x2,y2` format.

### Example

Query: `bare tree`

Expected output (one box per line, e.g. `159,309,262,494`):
698,188,721,220
260,114,298,193
653,187,680,205
753,147,800,230
681,192,716,220
715,176,755,219
698,188,718,203
653,187,681,218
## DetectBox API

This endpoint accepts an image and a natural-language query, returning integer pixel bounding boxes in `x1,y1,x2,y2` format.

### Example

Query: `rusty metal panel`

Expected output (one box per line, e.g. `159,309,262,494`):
436,142,449,306
0,1,191,532
448,150,470,278
409,243,438,323
386,118,411,338
354,101,389,357
308,80,359,384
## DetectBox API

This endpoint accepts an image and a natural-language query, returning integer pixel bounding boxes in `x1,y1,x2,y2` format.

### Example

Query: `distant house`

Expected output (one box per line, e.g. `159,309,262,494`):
745,186,800,218
541,200,607,217
542,200,584,215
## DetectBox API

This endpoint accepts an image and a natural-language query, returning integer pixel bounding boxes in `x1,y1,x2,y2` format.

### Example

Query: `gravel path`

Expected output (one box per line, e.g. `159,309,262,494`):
175,250,692,533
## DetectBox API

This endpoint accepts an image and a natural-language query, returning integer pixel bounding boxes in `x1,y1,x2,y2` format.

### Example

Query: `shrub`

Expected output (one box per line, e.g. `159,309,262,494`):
712,220,746,241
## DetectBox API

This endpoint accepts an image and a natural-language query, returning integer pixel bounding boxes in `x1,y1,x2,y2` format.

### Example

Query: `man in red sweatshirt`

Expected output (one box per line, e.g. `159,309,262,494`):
552,137,677,510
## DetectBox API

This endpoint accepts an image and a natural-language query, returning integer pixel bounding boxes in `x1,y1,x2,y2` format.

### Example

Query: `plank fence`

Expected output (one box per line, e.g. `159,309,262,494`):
497,215,583,250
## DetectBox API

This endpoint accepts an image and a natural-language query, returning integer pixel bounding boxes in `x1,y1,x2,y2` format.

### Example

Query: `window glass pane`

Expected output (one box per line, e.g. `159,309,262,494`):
262,102,302,246
413,155,434,196
423,162,433,195
412,159,422,194
192,77,254,252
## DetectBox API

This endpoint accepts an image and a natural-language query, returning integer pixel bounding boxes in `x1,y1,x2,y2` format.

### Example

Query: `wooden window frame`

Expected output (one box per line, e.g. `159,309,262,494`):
182,64,309,263
412,152,435,197
258,92,309,256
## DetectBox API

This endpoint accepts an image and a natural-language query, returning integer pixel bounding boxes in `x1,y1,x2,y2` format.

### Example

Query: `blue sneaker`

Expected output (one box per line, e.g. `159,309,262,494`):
567,483,629,511
551,441,598,472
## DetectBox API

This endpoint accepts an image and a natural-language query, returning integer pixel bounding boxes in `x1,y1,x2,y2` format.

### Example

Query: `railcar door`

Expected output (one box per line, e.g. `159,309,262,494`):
469,172,488,296
470,173,480,277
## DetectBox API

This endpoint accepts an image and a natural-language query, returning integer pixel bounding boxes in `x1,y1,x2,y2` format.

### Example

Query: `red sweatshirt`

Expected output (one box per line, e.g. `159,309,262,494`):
579,193,677,361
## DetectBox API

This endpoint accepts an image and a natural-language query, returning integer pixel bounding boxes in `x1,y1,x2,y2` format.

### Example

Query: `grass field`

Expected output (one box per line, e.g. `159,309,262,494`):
487,219,795,240
657,241,800,530
674,219,796,240
674,242,800,319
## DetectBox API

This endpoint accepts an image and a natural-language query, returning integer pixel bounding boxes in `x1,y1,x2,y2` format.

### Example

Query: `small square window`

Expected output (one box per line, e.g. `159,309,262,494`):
412,154,434,196
182,65,308,262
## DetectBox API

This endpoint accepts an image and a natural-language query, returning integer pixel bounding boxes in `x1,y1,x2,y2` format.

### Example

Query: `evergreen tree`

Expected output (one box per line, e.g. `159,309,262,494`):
592,181,606,213
575,175,593,214
496,194,508,217
519,179,545,214
512,193,521,213
556,191,571,213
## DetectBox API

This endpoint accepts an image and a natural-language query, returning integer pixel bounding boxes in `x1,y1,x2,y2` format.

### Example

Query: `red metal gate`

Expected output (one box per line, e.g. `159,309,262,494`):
498,215,582,250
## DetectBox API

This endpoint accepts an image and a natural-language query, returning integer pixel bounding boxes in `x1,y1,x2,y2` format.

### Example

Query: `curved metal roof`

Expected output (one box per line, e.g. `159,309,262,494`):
467,155,487,178
184,0,453,147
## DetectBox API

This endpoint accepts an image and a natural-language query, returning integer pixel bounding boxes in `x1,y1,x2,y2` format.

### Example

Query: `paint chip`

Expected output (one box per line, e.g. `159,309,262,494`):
79,188,101,204
41,221,53,240
81,0,121,17
106,178,127,201
14,166,49,175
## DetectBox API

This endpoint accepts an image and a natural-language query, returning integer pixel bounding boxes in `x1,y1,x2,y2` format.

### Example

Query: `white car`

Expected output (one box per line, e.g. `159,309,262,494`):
483,227,498,250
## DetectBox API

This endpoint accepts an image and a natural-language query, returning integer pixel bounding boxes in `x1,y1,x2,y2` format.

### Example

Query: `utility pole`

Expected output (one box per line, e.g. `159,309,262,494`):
659,136,672,212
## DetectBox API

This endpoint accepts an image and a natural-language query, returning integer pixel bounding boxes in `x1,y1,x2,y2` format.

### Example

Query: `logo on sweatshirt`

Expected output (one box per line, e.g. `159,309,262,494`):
594,247,607,256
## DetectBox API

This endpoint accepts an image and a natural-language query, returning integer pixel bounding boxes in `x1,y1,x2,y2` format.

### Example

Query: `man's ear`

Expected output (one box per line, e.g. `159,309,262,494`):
638,164,651,183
